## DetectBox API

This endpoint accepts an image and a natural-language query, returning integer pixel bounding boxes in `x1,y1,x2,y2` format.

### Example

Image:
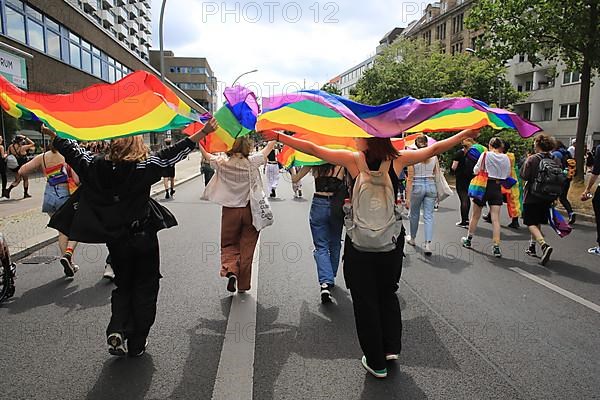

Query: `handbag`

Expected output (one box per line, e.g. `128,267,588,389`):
468,153,488,202
6,154,18,170
500,176,517,190
248,161,274,231
434,160,453,202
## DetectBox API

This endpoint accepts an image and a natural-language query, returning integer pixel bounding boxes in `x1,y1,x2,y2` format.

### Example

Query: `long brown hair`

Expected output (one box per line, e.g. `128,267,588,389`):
364,138,399,163
107,136,149,162
227,137,252,158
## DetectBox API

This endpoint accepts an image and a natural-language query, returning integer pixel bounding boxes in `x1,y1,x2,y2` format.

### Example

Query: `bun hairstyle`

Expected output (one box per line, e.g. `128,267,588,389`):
415,135,429,149
534,133,556,153
489,137,504,150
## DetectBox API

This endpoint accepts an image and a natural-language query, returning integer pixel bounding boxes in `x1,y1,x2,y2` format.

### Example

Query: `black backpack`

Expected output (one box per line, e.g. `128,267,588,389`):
530,154,567,201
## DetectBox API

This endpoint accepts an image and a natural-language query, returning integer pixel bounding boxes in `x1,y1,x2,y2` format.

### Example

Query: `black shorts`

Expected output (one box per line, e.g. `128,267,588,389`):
162,166,175,178
473,179,503,207
523,202,552,226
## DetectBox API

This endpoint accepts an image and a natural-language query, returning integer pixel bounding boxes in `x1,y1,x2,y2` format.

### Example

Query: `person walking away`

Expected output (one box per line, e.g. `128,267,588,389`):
200,137,276,293
501,142,522,229
5,134,36,199
45,120,218,357
0,136,7,197
162,138,176,199
521,134,566,266
266,147,280,197
581,141,600,256
552,140,576,224
462,137,511,258
290,166,304,198
405,135,438,256
291,164,347,303
261,128,480,379
200,154,215,187
451,138,477,228
17,140,81,277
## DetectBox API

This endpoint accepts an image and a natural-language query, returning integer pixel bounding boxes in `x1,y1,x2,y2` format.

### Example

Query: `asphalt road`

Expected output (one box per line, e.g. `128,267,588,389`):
1,172,599,400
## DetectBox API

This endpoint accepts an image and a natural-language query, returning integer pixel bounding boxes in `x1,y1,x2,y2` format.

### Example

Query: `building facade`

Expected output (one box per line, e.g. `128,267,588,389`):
149,50,217,113
0,0,204,147
336,56,375,98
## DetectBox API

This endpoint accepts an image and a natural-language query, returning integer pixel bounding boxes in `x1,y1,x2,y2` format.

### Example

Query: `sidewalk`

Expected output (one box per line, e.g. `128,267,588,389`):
0,151,203,258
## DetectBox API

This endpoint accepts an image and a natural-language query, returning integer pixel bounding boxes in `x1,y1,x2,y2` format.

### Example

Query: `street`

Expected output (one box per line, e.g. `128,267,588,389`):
1,173,599,400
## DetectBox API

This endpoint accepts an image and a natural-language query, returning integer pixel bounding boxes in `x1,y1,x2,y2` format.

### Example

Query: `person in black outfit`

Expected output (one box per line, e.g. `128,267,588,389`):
162,138,176,199
44,120,217,357
0,136,7,197
582,143,600,255
451,138,477,228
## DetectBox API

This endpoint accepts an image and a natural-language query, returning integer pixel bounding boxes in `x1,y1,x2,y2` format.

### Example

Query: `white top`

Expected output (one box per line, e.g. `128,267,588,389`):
203,152,266,208
473,151,511,180
412,156,437,178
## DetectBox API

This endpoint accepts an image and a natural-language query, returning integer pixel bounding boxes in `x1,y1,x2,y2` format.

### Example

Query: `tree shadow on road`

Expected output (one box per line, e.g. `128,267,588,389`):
85,355,156,400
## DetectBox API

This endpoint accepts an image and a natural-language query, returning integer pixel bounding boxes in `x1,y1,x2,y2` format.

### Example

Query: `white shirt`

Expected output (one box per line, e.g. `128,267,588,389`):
413,156,437,178
203,152,266,208
567,145,575,158
473,151,510,180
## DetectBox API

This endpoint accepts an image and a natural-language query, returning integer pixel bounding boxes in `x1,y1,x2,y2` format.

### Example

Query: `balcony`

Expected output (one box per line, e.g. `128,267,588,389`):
100,10,116,28
114,6,127,22
129,21,139,34
101,0,115,10
137,16,147,29
126,3,137,18
139,31,148,44
115,24,128,39
144,7,152,21
81,0,99,13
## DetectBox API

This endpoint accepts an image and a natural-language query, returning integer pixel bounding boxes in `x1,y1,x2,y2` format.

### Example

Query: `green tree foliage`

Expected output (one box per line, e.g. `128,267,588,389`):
353,38,522,107
320,82,342,96
467,0,600,181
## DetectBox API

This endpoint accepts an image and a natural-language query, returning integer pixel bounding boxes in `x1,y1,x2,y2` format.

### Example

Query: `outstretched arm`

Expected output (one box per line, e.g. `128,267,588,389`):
291,166,311,183
44,126,94,180
17,154,43,177
260,140,277,158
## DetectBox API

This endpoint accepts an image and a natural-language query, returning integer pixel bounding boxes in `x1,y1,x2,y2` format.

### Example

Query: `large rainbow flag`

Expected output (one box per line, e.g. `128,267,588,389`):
277,132,358,168
0,71,201,141
257,90,541,138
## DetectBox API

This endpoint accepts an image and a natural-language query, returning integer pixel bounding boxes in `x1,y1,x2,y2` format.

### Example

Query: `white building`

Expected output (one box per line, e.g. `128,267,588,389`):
70,0,152,61
508,55,600,148
337,56,375,98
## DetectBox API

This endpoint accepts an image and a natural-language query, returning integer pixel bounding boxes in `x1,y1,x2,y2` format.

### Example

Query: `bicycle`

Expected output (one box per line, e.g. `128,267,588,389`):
0,233,16,303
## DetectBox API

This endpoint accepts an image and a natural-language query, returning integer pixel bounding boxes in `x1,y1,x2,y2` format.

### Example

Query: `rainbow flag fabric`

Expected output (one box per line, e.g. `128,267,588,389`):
467,143,487,162
277,132,358,168
258,91,541,138
0,71,202,141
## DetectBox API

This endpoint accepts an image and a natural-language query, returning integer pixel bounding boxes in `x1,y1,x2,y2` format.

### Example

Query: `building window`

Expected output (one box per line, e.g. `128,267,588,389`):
518,54,526,63
543,107,552,121
523,110,530,120
559,103,579,119
45,29,60,58
452,13,464,34
92,56,101,78
82,50,92,74
5,4,26,43
563,71,581,85
27,17,44,51
525,81,532,91
517,84,523,92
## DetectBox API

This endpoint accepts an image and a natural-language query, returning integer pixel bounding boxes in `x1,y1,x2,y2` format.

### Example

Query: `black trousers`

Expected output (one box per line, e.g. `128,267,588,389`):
106,229,161,353
343,235,404,371
456,180,471,223
559,179,574,215
0,163,7,192
594,186,600,245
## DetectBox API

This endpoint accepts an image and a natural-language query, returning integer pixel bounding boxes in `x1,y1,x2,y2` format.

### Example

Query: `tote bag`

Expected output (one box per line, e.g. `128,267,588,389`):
248,161,274,231
6,154,18,170
434,160,453,202
468,153,488,202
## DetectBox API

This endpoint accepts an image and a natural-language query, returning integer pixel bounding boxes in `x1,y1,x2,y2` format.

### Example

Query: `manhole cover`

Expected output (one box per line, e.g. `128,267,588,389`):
21,256,59,264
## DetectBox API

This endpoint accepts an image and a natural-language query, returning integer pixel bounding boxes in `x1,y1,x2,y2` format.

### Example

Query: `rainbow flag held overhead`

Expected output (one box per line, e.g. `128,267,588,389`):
258,91,541,138
0,71,202,141
467,143,487,162
277,132,358,168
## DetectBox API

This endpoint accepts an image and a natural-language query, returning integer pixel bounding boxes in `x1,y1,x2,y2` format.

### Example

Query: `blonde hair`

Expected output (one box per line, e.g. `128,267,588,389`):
108,136,149,163
462,138,476,148
227,137,252,158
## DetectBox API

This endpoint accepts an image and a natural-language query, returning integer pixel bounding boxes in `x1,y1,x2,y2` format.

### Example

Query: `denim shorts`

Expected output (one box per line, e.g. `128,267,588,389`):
42,184,70,215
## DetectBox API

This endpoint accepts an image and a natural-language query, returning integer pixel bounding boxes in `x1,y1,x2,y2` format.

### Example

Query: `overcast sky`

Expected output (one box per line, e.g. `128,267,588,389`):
150,0,426,101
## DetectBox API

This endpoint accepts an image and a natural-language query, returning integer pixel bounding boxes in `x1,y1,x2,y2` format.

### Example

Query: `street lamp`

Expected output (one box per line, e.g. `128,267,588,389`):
232,69,258,86
159,0,168,83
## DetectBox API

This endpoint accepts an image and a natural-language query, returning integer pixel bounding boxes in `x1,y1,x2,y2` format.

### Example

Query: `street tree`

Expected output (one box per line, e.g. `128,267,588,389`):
467,0,600,181
320,82,342,95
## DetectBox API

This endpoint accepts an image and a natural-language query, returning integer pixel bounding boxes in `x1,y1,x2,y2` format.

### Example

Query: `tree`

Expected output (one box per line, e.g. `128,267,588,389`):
320,82,341,96
353,38,522,107
467,0,600,181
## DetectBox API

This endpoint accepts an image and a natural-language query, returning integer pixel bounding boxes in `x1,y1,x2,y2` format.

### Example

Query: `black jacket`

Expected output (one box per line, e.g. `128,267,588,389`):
49,137,195,243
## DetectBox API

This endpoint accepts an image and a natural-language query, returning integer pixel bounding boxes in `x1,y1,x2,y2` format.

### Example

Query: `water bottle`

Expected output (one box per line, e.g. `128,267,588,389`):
343,198,352,219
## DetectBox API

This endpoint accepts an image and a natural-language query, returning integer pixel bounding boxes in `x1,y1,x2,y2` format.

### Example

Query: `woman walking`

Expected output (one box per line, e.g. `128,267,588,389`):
451,138,477,228
45,119,218,357
162,138,176,199
5,134,36,199
291,164,347,303
406,135,438,256
261,128,479,379
200,137,276,293
17,140,81,277
461,137,511,258
265,147,280,197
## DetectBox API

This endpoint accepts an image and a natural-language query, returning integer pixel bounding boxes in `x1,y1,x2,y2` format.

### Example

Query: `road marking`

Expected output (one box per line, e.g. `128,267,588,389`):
510,267,600,314
211,239,260,400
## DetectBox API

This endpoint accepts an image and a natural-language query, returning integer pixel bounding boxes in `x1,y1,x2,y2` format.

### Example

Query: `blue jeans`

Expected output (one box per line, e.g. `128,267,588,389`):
309,196,344,285
409,179,437,242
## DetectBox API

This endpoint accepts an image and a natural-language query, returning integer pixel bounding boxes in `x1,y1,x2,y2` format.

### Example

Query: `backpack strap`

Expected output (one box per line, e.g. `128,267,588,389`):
379,160,391,173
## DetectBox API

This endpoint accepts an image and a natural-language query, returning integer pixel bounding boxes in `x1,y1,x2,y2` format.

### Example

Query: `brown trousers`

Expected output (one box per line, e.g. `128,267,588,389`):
220,204,259,291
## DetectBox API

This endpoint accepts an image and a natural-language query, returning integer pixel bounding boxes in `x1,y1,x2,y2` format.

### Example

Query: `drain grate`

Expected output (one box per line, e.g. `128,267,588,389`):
21,256,59,264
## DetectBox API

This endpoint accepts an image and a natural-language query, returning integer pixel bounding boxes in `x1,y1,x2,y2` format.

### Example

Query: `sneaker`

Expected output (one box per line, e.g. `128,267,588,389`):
525,243,537,257
540,244,553,266
60,255,77,277
568,213,576,225
23,193,32,199
129,339,149,357
385,353,399,361
507,221,520,229
493,245,502,258
107,333,127,357
434,204,439,210
483,214,492,224
320,283,332,304
456,221,469,228
424,242,432,256
103,263,115,280
461,236,472,249
588,246,600,256
170,188,175,196
361,356,387,378
406,238,416,246
226,274,237,293
165,192,170,199
270,189,276,198
298,190,303,198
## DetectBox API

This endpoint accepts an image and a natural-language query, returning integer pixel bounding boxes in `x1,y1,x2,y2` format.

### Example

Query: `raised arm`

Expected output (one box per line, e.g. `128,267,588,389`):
291,166,311,183
44,126,94,179
260,140,277,158
17,153,43,177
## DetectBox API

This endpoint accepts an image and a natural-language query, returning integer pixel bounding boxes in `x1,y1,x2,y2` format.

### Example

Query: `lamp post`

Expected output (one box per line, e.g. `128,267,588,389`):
465,47,504,108
159,0,168,83
232,69,258,86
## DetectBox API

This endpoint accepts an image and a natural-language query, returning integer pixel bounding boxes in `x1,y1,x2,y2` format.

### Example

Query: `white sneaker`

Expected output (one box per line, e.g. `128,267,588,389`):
424,242,432,256
103,264,115,280
406,238,416,246
107,333,127,357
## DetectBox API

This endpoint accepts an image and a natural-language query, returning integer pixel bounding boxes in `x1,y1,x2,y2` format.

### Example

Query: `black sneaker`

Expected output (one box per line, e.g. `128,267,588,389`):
270,189,276,198
129,339,149,357
170,188,175,196
107,333,127,357
60,254,77,277
483,214,492,224
226,274,237,293
525,243,537,257
320,283,332,304
568,213,576,225
540,244,553,266
23,193,32,199
456,221,469,228
493,245,502,258
298,190,303,198
507,220,520,229
461,236,472,249
165,192,170,199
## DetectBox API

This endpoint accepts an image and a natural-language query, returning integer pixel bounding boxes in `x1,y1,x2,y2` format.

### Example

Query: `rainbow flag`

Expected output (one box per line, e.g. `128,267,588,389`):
257,91,541,138
467,143,487,161
277,132,358,168
0,71,202,141
183,86,258,152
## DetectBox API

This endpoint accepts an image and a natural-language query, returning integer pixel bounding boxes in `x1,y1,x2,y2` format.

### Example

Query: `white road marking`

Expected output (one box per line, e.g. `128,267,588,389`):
211,240,260,400
510,267,600,314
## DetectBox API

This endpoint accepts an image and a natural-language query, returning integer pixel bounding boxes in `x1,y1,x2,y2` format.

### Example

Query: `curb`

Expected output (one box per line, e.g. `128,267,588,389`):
11,172,202,262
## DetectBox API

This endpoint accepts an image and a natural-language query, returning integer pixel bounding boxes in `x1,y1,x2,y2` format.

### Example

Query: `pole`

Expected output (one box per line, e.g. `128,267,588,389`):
232,69,258,86
157,0,168,149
